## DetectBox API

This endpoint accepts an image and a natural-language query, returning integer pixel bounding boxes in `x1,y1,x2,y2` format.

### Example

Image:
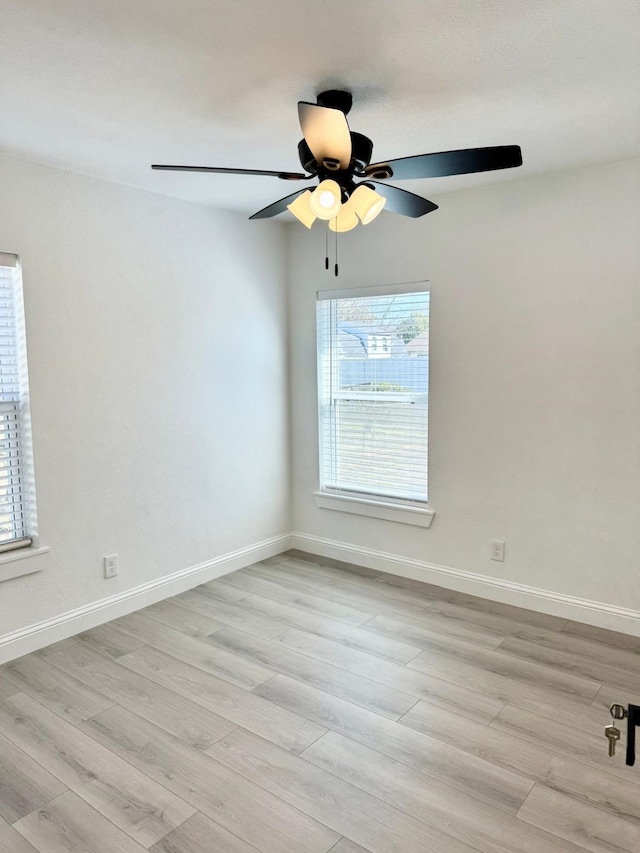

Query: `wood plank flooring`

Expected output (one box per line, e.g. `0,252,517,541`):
1,551,639,853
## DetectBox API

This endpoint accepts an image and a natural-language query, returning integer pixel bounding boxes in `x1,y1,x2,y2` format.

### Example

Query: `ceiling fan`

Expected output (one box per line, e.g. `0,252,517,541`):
152,89,522,233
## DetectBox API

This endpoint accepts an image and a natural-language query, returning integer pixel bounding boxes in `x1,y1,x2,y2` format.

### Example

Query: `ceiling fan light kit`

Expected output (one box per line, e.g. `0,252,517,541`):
286,190,316,228
329,201,359,233
350,184,387,225
288,181,386,234
308,179,342,219
152,88,522,270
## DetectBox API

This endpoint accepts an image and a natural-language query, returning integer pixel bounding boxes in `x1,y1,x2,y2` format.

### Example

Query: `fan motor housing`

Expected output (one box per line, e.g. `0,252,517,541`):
350,132,374,172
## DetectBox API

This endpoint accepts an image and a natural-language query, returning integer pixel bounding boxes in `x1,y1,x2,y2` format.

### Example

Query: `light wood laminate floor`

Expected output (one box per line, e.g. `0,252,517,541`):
1,551,640,853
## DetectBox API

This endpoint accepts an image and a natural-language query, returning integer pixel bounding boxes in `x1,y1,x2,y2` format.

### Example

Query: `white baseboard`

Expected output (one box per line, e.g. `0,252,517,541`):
0,533,292,664
291,532,640,638
4,528,640,663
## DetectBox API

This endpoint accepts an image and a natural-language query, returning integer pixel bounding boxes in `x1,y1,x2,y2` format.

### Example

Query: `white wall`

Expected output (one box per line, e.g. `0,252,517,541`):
0,154,289,637
288,159,640,614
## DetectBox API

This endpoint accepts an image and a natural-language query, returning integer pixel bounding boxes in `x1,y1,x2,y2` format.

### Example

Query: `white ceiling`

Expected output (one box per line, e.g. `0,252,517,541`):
2,0,639,215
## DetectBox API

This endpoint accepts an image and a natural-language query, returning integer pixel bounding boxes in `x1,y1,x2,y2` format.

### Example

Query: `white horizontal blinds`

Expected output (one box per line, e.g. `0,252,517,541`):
0,259,30,547
318,288,429,503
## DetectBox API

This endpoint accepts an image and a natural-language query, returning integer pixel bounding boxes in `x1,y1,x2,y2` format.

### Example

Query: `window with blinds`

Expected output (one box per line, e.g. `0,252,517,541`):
0,253,34,552
317,285,429,504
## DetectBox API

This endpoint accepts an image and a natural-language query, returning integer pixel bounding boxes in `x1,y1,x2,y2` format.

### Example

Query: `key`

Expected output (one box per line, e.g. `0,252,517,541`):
605,723,621,757
610,703,628,721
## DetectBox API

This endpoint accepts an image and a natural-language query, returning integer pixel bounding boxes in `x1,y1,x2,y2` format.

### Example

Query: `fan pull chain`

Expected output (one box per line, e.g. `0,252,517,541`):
334,220,339,277
325,225,329,270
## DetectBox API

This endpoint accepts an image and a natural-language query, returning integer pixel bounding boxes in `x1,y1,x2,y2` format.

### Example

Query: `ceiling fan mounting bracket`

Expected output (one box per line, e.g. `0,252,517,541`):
278,171,312,181
363,163,393,180
322,157,341,171
316,89,353,115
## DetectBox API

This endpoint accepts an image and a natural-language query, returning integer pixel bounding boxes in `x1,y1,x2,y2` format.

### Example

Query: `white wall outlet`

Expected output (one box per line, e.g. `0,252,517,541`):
104,554,118,578
490,540,505,562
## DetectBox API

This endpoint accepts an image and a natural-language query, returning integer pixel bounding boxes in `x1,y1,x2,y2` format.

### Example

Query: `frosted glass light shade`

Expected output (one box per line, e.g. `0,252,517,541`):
287,191,316,228
309,180,342,220
329,198,359,232
351,184,386,225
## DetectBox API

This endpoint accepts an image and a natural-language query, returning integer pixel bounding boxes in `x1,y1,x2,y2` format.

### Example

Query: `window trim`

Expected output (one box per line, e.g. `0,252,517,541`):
0,544,49,582
0,252,40,577
314,490,435,528
316,281,433,522
317,280,431,301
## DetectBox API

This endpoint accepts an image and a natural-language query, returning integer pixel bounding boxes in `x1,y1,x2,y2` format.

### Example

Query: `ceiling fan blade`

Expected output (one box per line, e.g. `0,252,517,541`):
151,165,310,180
365,145,522,181
298,102,352,170
249,190,307,220
367,182,438,218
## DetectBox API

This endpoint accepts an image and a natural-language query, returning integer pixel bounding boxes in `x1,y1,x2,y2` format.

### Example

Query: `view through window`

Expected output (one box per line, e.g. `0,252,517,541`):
317,286,429,504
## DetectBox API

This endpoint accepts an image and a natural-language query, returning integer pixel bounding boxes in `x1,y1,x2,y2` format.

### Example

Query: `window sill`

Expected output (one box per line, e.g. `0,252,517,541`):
0,546,49,583
314,491,435,528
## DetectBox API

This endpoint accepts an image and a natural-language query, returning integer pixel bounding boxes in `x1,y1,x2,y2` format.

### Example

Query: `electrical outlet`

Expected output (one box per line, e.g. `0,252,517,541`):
104,554,118,578
490,540,505,562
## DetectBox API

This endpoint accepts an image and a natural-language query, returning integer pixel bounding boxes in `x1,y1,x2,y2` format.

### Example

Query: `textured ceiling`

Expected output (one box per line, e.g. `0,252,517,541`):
2,0,639,214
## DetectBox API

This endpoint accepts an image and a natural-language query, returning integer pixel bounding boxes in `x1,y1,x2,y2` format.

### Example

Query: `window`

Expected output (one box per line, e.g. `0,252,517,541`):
317,284,430,510
0,253,35,552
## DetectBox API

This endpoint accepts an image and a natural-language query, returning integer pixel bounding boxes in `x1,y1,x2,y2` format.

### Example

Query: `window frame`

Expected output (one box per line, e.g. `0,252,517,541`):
315,281,435,528
0,253,46,581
